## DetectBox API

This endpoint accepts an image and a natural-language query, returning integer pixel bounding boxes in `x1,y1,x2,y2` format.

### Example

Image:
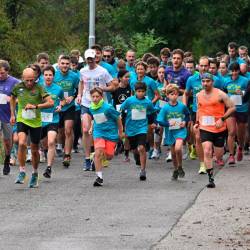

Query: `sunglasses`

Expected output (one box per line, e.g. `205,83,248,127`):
103,55,111,58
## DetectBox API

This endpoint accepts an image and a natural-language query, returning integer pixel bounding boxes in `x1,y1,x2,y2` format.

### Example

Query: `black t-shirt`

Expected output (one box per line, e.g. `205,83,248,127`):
112,85,131,107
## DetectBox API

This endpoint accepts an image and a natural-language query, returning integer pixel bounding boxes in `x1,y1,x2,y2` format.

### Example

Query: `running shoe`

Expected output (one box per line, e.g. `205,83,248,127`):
43,167,51,178
148,148,154,159
198,162,207,174
139,169,146,181
39,150,46,163
178,167,185,178
207,178,216,188
171,169,179,180
182,145,188,160
62,154,71,168
3,160,10,175
151,149,160,159
26,149,32,162
29,173,38,188
237,147,243,162
123,157,130,162
93,177,103,187
102,159,109,168
83,158,91,171
56,149,63,158
216,159,225,167
15,172,26,184
189,145,197,160
228,155,236,165
165,152,172,162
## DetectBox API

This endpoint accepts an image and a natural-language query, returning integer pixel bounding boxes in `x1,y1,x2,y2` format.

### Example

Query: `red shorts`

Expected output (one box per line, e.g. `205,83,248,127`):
94,138,116,156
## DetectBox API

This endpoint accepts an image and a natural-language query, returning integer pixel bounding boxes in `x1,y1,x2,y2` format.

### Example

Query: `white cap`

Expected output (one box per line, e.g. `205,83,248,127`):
84,49,96,59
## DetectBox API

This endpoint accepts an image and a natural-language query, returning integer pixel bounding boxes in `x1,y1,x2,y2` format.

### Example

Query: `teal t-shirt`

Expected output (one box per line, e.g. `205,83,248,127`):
54,70,79,112
90,102,120,142
120,95,156,136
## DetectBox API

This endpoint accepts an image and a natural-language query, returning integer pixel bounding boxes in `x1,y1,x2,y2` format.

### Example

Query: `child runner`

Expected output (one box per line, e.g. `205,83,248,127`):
89,87,123,187
120,82,156,181
157,84,190,180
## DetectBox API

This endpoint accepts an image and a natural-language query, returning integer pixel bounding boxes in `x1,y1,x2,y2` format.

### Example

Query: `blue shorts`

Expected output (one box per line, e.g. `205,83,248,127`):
81,106,92,116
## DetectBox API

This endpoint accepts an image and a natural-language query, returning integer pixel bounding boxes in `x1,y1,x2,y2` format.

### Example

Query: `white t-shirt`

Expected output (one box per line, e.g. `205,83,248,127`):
80,65,113,107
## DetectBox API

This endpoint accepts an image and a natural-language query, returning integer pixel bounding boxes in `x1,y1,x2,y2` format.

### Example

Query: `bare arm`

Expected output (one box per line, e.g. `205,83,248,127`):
117,117,123,139
77,80,84,104
220,91,236,119
10,95,17,125
152,90,160,104
103,80,116,92
182,90,190,106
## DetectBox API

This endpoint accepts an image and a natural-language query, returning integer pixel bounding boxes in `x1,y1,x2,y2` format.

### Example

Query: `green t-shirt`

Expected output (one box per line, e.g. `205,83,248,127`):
11,82,49,128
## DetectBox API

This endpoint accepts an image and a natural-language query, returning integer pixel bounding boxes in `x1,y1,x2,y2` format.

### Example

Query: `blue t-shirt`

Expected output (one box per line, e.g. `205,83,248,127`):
223,75,249,112
229,56,246,67
100,61,116,78
126,63,136,74
120,95,155,136
185,73,222,112
155,80,168,111
90,102,120,142
130,75,158,101
41,83,64,126
165,66,191,90
54,70,79,112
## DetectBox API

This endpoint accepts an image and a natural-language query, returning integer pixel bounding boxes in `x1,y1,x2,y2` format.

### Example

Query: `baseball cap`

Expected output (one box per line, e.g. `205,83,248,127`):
84,49,96,59
201,73,214,80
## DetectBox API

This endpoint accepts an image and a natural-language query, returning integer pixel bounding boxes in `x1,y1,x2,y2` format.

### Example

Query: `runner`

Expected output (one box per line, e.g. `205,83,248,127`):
125,50,136,73
195,73,235,188
157,84,189,180
89,87,123,186
120,82,156,181
0,60,20,175
40,65,65,178
10,68,53,187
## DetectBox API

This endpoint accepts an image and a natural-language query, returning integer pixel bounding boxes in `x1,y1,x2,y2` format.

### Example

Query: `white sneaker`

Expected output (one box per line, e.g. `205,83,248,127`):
39,150,46,163
165,152,172,162
182,145,188,160
151,149,160,159
26,149,32,162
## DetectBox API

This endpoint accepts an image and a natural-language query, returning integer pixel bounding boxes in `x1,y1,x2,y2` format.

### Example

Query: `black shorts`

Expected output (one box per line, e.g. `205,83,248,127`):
200,129,226,148
128,134,147,150
59,105,75,128
17,122,41,145
235,112,248,123
41,123,59,139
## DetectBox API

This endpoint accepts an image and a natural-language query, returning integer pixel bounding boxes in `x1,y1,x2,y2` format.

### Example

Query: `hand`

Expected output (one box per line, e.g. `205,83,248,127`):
235,89,243,95
193,123,199,130
55,105,62,112
88,128,93,135
150,123,157,129
215,118,223,129
10,115,16,125
180,121,186,128
169,120,176,126
76,95,82,104
25,103,36,110
65,96,74,104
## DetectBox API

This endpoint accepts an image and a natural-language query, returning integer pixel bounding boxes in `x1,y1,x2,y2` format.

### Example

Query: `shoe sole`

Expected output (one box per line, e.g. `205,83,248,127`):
43,173,51,178
93,182,103,187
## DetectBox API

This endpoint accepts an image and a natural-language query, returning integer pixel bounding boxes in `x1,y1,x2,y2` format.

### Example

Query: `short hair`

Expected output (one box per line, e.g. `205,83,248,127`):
199,56,209,64
219,61,228,67
126,49,136,55
165,84,179,95
70,56,78,65
0,60,10,71
117,69,129,79
43,65,55,76
135,61,148,70
36,52,49,62
60,55,70,61
27,63,41,77
184,57,195,65
229,62,240,71
117,59,126,69
91,44,102,52
160,47,170,57
228,42,238,50
184,51,193,58
172,49,184,59
90,87,103,96
70,49,81,57
147,57,160,67
103,45,115,55
209,58,219,68
239,45,248,52
216,51,224,57
135,82,147,91
141,53,154,63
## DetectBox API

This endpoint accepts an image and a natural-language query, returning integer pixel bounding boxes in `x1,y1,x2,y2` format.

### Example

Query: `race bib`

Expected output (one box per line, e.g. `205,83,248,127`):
116,104,121,111
64,92,69,98
230,95,242,105
169,118,182,130
22,109,36,120
0,94,7,104
159,100,167,108
41,112,53,123
131,109,146,120
201,116,215,126
93,113,107,124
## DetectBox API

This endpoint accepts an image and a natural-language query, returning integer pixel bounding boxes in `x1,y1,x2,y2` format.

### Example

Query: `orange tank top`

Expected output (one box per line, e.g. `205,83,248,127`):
197,88,226,133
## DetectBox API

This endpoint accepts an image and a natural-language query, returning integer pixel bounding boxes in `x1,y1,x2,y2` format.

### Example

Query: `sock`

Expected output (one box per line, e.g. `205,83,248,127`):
206,168,214,182
96,171,102,179
91,146,95,153
57,144,62,150
4,155,10,163
125,150,129,157
19,166,26,172
32,169,38,174
85,157,90,161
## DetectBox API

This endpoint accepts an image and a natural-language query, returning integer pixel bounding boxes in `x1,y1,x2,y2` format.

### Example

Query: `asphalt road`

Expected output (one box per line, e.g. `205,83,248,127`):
0,150,209,250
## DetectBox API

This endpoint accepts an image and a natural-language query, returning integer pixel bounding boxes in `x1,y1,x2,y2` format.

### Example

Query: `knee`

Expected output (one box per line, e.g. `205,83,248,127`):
137,145,145,154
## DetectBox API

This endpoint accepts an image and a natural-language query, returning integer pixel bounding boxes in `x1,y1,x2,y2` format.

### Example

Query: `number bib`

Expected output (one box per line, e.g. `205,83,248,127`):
230,95,242,105
131,109,146,120
93,113,107,124
0,94,7,104
169,118,182,130
22,109,36,120
41,112,53,123
201,116,215,126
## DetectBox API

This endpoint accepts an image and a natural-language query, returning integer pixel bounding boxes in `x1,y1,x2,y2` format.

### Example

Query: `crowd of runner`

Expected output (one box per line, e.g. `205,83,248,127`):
0,41,250,188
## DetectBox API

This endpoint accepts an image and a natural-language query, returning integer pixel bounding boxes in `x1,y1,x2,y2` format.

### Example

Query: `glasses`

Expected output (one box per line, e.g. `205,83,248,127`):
201,79,212,82
103,55,111,58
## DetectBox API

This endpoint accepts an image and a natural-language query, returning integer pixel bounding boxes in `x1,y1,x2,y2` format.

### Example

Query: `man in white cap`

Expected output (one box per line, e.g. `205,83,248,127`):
77,49,115,170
